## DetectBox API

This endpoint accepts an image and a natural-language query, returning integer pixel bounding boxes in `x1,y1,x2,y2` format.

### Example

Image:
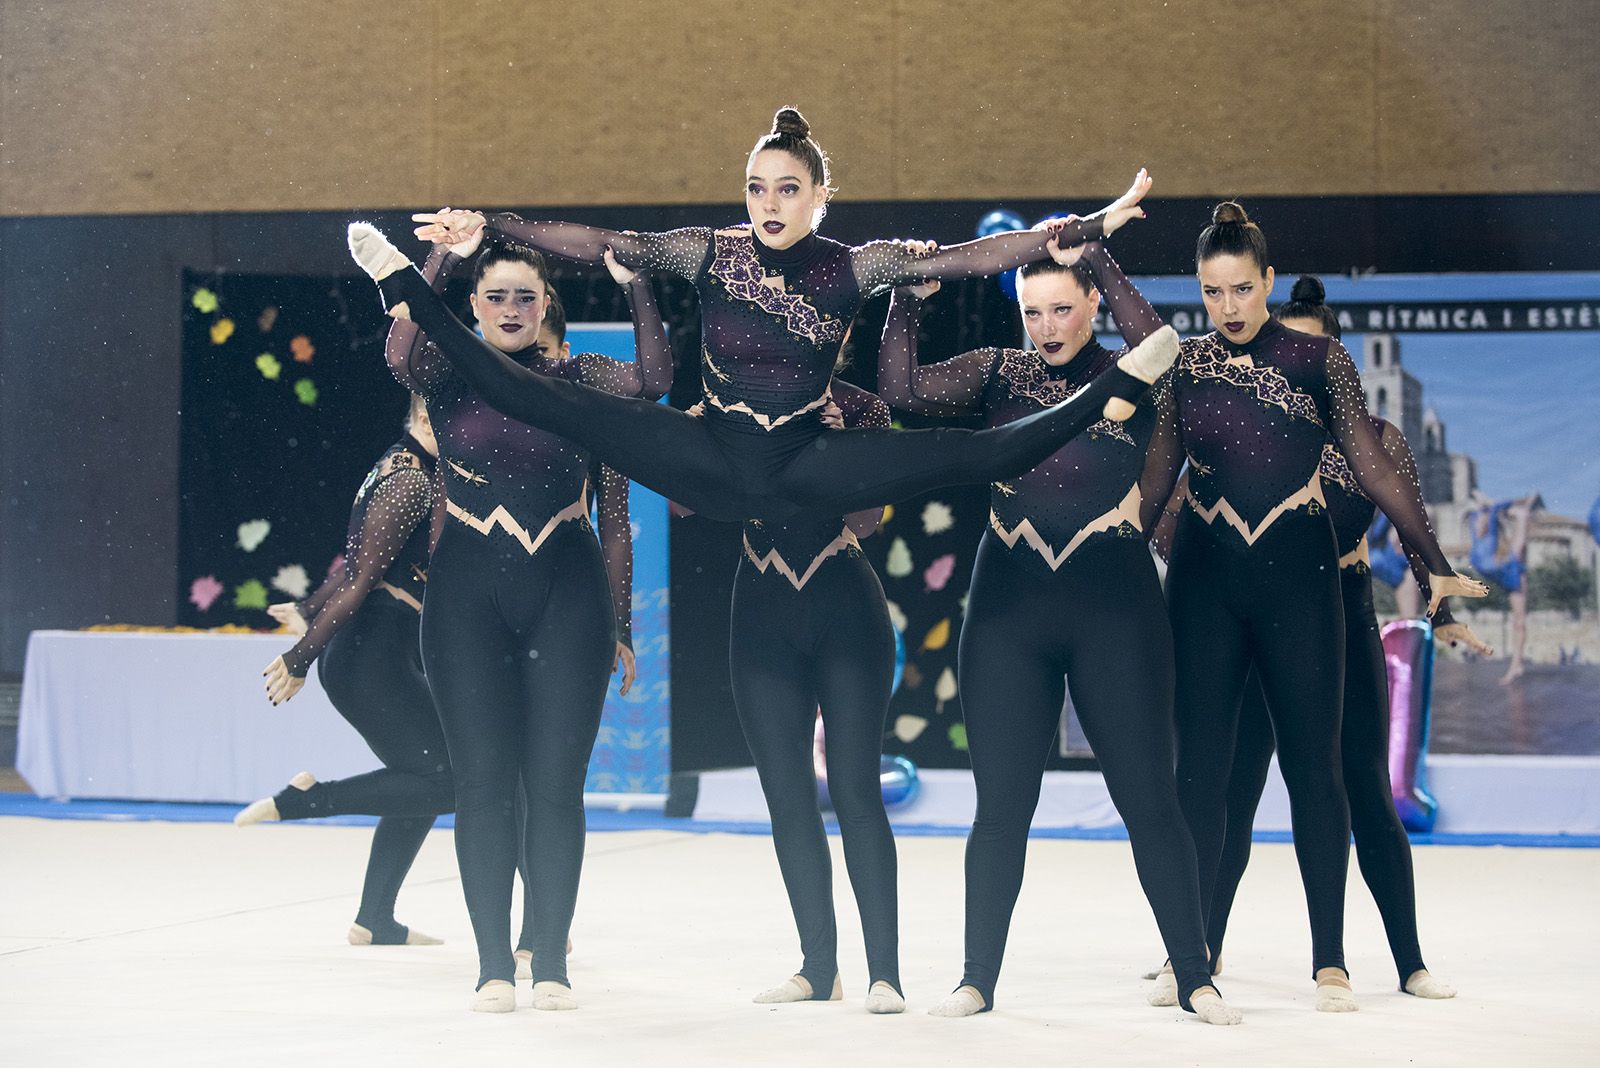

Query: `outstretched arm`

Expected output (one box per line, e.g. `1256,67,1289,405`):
877,283,995,416
852,168,1151,292
386,229,476,395
1327,343,1487,615
415,209,710,280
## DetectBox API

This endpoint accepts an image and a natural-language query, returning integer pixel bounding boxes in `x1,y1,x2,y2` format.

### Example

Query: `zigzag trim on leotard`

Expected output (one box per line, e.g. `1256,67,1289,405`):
703,381,834,432
1339,535,1371,571
709,230,845,346
743,527,860,591
446,482,590,556
997,349,1137,446
1184,471,1326,546
1183,335,1323,425
989,483,1143,571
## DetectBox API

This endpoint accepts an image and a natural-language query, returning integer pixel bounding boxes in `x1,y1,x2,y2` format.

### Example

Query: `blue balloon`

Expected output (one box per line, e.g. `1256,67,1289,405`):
880,754,920,808
998,268,1019,302
1035,211,1072,228
1589,495,1600,546
976,208,1026,239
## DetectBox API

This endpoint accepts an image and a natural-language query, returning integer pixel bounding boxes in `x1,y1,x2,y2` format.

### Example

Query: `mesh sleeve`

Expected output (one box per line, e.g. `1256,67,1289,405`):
1080,242,1164,349
1327,341,1454,576
485,214,710,279
595,464,634,648
281,465,433,677
1138,369,1186,535
572,277,674,399
851,215,1105,294
1377,420,1448,619
876,288,994,415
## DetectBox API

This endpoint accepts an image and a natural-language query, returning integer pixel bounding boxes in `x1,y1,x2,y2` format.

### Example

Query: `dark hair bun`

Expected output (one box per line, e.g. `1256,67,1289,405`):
1290,275,1327,304
1211,200,1250,227
772,106,811,140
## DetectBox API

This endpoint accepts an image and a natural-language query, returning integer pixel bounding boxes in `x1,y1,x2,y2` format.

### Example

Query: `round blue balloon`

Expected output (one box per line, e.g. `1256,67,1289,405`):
1035,211,1072,228
880,754,920,808
998,268,1019,302
976,208,1026,239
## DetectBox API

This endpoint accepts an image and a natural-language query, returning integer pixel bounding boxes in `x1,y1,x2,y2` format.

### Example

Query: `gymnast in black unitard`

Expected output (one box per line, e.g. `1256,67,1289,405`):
1141,205,1486,1012
878,236,1237,1024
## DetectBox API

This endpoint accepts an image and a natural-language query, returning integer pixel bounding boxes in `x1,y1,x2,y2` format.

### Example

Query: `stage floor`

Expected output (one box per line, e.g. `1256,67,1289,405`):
2,816,1594,1066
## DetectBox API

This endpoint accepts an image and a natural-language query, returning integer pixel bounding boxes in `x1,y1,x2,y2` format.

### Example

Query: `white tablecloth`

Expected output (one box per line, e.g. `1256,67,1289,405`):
18,630,387,803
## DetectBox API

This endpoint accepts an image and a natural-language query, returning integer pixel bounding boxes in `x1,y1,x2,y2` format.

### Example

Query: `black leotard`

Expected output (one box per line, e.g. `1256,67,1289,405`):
878,244,1216,1011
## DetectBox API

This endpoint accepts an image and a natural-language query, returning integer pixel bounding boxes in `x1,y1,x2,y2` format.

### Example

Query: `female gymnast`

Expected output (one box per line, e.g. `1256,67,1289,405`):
383,223,668,1012
1142,205,1486,1011
1146,275,1491,1007
877,237,1238,1025
241,397,452,950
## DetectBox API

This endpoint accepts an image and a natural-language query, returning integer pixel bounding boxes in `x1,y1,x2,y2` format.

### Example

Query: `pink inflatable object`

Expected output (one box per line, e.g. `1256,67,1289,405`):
1382,618,1439,832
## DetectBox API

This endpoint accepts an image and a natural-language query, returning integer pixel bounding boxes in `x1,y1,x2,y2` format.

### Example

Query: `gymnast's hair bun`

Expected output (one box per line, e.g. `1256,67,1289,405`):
772,107,811,140
1290,275,1327,304
1211,200,1251,227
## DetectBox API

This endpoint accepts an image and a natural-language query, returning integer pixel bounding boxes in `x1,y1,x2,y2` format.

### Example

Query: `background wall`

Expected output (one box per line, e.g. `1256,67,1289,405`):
2,0,1597,675
2,0,1596,218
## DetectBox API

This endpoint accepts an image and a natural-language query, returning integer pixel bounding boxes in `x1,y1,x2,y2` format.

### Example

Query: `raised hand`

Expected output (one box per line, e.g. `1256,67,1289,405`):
1427,573,1490,620
603,246,637,285
1435,621,1494,656
262,655,307,706
412,208,486,255
1094,168,1152,237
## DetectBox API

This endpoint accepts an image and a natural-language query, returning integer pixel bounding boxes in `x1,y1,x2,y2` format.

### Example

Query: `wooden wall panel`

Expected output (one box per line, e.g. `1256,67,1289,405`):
1,0,1593,218
1375,0,1600,193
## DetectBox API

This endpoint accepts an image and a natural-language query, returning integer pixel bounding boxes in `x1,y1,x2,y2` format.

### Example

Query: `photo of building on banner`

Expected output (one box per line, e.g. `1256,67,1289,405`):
1075,271,1600,759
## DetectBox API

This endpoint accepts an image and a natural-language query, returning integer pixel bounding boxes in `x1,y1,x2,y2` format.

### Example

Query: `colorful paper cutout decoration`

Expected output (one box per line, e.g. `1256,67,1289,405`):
885,600,907,634
257,306,279,332
934,666,958,716
948,722,969,751
325,555,346,578
290,335,315,364
191,288,219,314
924,553,956,592
210,318,235,345
920,617,951,651
189,575,224,612
236,519,271,552
294,379,319,406
893,714,928,744
902,664,923,690
921,500,955,536
886,537,913,578
255,353,282,380
234,579,269,610
271,564,311,600
880,504,895,526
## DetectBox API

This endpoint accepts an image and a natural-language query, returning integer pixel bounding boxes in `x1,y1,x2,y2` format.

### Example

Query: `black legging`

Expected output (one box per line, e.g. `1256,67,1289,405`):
272,598,453,943
420,520,614,989
729,551,899,996
957,534,1213,1010
1207,569,1427,987
1169,509,1351,978
379,267,1150,523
